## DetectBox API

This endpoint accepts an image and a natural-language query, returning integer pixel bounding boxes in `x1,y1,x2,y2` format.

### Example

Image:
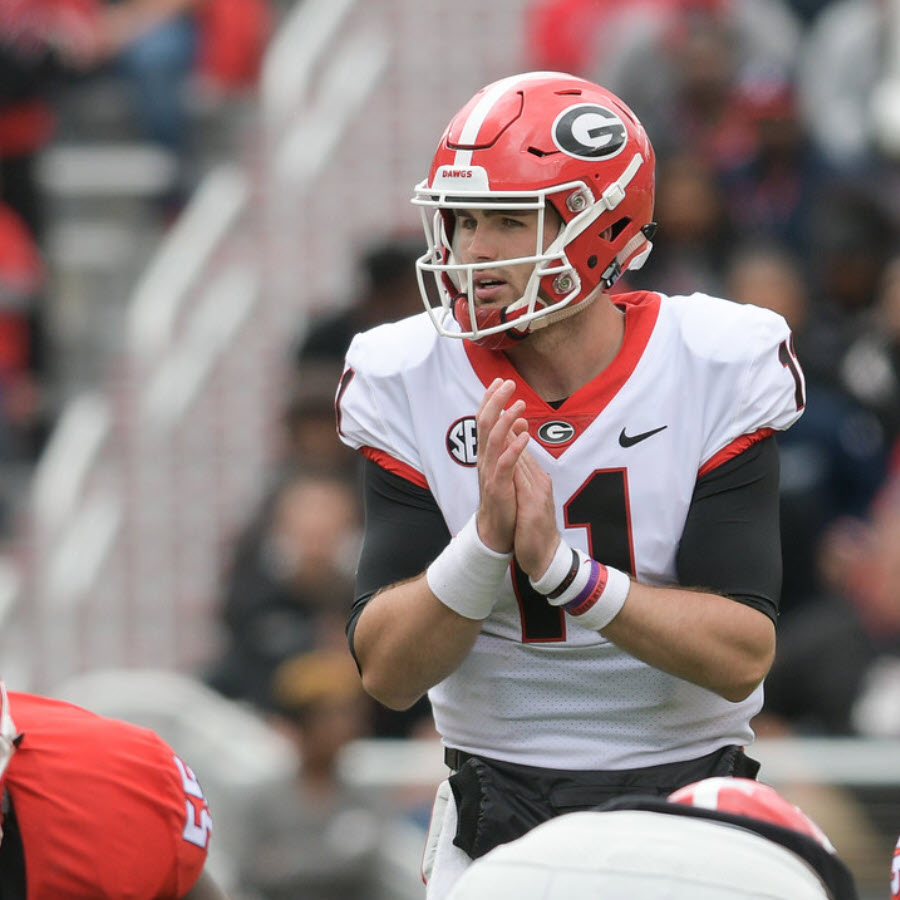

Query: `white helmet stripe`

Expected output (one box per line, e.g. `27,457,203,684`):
453,71,573,167
687,776,724,808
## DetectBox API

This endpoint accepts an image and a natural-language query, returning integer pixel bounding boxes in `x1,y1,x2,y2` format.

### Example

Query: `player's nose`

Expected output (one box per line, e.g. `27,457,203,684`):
465,223,501,261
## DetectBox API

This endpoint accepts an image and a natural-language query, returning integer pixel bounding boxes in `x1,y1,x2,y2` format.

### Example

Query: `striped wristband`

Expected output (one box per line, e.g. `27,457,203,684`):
529,538,630,631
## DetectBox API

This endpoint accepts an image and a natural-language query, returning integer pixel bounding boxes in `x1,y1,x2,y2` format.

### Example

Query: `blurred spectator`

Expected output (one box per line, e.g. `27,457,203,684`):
723,239,834,379
524,0,800,92
278,362,357,479
69,0,230,213
0,0,101,393
0,0,97,242
92,0,201,193
726,240,889,613
759,473,900,736
718,68,832,260
796,0,887,170
785,0,842,24
0,202,47,460
800,183,899,381
0,0,272,389
93,0,272,106
206,468,361,710
193,0,271,94
625,152,735,296
50,0,272,214
525,0,801,169
0,0,216,228
234,648,393,900
837,253,900,447
295,234,424,368
0,200,48,534
605,12,757,168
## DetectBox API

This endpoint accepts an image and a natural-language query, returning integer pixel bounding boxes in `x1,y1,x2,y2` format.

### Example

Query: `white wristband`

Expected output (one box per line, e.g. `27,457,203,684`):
426,514,512,619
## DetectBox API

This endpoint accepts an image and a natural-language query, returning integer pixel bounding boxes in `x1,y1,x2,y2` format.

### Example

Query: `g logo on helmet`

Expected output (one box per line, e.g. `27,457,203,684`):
552,104,627,161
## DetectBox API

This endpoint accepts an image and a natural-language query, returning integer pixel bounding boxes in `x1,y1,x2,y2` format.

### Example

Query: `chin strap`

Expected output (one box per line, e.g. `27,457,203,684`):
600,228,655,290
528,288,601,332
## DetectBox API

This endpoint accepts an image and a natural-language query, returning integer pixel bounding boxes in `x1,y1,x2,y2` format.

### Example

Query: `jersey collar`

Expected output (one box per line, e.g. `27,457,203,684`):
463,291,661,458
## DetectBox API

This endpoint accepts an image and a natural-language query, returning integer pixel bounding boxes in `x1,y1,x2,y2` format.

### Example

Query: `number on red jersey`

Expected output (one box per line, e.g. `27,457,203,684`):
173,754,213,849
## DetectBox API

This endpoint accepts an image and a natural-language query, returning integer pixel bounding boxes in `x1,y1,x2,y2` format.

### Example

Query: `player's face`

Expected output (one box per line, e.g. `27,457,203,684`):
452,206,560,307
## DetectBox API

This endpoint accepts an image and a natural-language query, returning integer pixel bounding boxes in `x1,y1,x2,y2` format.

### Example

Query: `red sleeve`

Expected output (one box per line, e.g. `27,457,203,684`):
3,692,212,900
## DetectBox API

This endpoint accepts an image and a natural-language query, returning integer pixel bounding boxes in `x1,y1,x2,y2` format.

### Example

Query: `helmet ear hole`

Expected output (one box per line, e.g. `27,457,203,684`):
606,217,631,242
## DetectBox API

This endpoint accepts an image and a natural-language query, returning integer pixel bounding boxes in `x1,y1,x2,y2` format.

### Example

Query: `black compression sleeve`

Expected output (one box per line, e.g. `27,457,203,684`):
676,435,782,622
346,458,451,659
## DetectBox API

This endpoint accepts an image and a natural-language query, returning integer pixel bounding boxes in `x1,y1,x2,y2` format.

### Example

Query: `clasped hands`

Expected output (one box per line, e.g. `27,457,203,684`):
475,378,560,581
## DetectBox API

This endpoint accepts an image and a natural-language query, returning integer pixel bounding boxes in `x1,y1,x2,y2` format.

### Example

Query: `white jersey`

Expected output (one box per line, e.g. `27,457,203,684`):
338,291,804,769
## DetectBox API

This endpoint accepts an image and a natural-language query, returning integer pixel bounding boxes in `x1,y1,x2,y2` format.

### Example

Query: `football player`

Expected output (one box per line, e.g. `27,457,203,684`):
0,681,227,899
336,71,805,897
445,777,859,899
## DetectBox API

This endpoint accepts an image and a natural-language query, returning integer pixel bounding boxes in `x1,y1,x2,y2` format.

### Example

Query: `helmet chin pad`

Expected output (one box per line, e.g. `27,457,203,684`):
451,294,535,349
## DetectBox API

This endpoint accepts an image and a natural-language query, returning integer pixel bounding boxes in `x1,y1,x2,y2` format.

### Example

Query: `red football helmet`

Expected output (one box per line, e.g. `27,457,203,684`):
412,71,657,349
669,777,835,852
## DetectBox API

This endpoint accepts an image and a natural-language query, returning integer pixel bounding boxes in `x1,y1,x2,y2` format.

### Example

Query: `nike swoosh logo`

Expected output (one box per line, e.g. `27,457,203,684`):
618,425,668,448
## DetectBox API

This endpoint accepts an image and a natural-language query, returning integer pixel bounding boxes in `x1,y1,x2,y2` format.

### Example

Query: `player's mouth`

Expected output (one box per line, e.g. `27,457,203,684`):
473,274,509,304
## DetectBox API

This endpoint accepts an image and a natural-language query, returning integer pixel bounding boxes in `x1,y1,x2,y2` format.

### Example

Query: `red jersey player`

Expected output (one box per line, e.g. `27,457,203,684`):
0,682,227,899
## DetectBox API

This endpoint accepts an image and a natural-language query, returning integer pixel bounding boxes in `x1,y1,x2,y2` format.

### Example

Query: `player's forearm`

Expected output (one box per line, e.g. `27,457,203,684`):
353,575,483,710
600,581,776,702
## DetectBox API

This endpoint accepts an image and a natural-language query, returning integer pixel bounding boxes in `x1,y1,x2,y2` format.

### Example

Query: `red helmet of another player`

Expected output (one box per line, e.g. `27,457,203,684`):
412,71,656,349
669,777,835,851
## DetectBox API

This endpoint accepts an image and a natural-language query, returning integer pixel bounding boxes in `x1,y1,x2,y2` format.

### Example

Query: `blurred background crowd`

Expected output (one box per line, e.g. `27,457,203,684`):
2,0,900,897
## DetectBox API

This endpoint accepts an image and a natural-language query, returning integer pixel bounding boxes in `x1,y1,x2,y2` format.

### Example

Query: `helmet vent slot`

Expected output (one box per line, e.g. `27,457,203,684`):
607,217,631,241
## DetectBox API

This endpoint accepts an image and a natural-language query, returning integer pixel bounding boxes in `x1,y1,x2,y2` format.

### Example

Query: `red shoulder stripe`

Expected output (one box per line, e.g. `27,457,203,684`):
698,428,774,478
361,446,429,489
